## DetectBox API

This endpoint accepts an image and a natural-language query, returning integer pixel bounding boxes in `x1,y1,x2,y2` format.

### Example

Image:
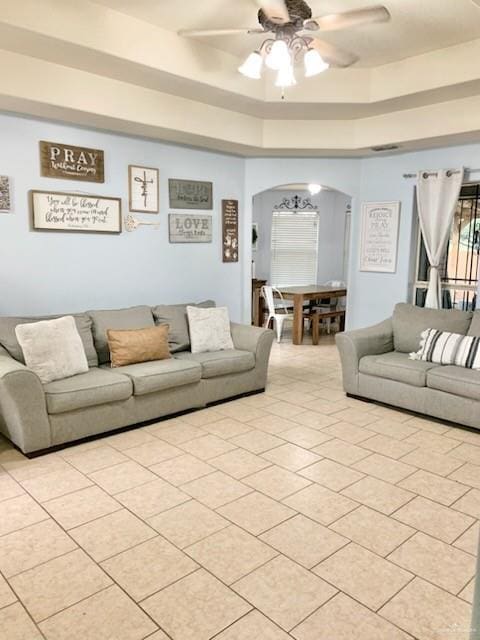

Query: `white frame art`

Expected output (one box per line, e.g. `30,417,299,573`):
30,190,122,234
168,213,212,243
128,165,159,213
360,201,401,273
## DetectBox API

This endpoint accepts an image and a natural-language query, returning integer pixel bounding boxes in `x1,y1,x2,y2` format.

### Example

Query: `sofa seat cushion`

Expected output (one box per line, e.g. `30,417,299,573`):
359,351,438,387
104,359,201,396
44,368,133,414
174,349,255,379
427,365,480,401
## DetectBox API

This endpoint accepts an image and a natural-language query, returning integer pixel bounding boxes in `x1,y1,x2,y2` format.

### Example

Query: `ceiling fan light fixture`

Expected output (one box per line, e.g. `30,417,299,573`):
304,48,329,77
308,183,322,195
265,39,290,70
238,51,263,79
275,64,296,88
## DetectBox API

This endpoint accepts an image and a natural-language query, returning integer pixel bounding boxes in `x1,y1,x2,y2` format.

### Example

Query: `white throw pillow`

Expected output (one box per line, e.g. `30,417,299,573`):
187,306,234,354
410,327,480,369
15,315,89,383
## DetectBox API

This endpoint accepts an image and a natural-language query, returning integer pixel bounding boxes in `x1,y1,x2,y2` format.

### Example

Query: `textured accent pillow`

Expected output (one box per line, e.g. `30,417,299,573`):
186,306,234,354
107,325,171,368
15,316,89,383
152,300,216,352
410,328,480,369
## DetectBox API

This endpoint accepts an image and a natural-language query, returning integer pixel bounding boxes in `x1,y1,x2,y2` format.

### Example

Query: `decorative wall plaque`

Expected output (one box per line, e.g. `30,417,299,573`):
0,176,11,212
169,214,212,243
360,201,400,273
39,141,105,183
128,165,159,213
222,199,239,263
169,179,213,210
31,190,121,233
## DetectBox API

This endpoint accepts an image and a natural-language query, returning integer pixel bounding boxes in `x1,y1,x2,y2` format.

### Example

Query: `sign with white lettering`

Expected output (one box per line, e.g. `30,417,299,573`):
39,141,105,183
31,190,121,233
222,199,239,262
168,214,212,243
360,201,400,273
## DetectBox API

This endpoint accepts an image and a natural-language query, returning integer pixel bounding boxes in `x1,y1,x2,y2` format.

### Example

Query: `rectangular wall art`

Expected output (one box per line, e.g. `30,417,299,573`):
169,214,212,243
169,179,213,210
39,141,105,183
0,176,11,213
128,165,159,213
360,201,400,273
222,199,239,262
30,191,121,234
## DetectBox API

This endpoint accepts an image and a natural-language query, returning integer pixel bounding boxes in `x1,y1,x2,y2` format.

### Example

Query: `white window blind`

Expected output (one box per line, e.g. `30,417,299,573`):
270,211,319,286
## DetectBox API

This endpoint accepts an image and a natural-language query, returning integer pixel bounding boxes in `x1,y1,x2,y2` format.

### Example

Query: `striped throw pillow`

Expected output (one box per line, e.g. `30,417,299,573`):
410,328,480,369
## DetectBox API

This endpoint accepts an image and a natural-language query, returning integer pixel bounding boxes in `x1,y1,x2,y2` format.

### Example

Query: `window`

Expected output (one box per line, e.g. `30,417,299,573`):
270,210,319,286
414,183,479,310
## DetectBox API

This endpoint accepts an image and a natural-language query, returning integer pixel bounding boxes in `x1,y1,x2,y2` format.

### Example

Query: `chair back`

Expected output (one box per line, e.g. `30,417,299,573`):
261,286,277,316
324,280,346,288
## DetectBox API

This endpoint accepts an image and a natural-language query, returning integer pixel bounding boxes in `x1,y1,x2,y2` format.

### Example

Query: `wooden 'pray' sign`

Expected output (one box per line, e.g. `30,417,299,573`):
39,141,105,183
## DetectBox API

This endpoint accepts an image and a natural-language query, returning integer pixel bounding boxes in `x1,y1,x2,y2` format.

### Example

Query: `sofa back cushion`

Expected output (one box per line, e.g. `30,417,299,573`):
392,303,473,353
0,313,98,367
468,311,480,336
152,300,215,353
88,306,154,364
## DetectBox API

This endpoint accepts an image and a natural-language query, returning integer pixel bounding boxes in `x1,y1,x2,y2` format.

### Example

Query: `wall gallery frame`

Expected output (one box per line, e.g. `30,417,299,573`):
169,214,212,243
30,190,122,234
169,179,213,210
0,176,11,213
39,141,105,183
360,201,401,273
222,199,239,262
128,165,159,213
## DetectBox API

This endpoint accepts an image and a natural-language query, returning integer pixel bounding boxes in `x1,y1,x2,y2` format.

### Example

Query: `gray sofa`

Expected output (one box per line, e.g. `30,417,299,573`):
336,303,480,429
0,303,274,455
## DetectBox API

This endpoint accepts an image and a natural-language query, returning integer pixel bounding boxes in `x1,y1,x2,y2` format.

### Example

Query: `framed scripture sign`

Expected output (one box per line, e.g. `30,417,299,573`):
30,191,122,234
169,179,213,210
39,141,104,183
128,165,159,213
222,199,239,262
169,214,212,243
360,201,400,273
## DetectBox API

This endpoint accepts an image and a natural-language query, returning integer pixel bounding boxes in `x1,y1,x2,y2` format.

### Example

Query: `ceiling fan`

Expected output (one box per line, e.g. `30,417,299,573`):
178,0,391,89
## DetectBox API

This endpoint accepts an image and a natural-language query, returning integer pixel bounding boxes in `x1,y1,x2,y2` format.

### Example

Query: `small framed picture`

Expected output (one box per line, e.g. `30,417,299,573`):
128,165,159,213
0,176,11,213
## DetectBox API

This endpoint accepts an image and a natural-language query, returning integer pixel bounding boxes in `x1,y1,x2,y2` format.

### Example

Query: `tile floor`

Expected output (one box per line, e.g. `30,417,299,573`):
0,337,478,640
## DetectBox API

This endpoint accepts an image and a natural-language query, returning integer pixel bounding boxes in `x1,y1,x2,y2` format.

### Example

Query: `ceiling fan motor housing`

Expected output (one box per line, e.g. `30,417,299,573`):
258,0,312,30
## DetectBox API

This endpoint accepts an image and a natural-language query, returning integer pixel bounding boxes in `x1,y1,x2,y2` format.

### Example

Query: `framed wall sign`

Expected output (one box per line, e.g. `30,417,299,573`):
222,199,239,263
128,165,159,213
169,214,212,243
30,190,121,234
0,176,11,213
360,201,400,273
169,179,213,210
39,141,105,183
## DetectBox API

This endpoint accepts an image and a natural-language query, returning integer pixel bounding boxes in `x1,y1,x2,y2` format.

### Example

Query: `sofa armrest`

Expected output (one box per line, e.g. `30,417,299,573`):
335,318,393,394
0,346,51,453
230,323,274,390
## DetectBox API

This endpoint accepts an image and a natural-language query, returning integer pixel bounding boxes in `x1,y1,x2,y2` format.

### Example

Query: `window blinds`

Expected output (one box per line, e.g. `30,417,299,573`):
270,211,319,286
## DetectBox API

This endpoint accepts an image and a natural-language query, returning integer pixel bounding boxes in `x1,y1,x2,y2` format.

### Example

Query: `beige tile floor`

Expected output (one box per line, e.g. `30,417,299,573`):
0,337,478,639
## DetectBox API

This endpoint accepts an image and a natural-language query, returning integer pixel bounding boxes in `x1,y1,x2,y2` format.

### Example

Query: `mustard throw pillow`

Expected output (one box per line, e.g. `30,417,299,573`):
107,325,171,367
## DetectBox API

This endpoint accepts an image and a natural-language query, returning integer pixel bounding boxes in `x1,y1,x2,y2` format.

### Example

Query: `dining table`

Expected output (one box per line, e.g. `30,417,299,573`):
276,284,347,345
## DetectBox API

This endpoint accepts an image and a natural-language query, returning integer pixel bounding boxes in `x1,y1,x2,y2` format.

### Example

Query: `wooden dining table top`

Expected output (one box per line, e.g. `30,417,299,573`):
277,285,347,298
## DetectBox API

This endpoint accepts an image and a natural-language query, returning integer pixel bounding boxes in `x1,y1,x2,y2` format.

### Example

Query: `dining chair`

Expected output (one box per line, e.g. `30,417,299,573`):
261,285,294,343
313,280,347,334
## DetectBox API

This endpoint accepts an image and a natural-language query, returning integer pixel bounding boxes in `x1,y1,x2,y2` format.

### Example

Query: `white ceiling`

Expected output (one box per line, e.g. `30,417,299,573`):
94,0,480,67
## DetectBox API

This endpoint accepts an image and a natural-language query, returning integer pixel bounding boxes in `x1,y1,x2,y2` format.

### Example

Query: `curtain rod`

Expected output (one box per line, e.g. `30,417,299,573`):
403,168,480,179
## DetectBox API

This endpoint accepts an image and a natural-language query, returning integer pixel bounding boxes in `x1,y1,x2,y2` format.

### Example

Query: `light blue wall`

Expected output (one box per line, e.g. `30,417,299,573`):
0,113,245,319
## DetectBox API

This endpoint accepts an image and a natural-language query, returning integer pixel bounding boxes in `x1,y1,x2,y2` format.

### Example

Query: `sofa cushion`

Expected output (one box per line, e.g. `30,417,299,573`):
392,303,472,354
44,368,132,414
174,349,255,379
359,351,438,387
104,359,201,396
0,313,98,367
427,365,480,401
152,300,215,353
88,306,154,364
468,311,480,337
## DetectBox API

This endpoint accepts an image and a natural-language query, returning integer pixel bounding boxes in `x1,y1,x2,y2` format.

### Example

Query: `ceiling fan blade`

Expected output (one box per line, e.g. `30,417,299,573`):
305,6,390,32
178,28,265,37
309,38,359,68
256,0,290,24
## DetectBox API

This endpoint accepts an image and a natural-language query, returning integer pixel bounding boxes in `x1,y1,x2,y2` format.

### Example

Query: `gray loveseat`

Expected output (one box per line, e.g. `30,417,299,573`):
0,303,274,455
336,303,480,429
